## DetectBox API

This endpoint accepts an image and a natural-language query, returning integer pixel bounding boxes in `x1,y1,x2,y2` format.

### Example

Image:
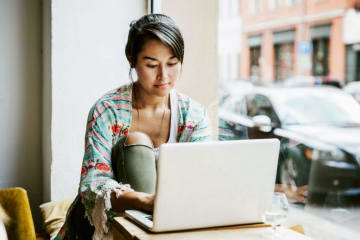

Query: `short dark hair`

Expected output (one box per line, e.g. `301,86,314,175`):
125,14,184,68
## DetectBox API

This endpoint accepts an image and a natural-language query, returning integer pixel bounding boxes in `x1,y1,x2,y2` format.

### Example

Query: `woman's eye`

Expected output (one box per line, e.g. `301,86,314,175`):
147,64,158,68
168,62,178,66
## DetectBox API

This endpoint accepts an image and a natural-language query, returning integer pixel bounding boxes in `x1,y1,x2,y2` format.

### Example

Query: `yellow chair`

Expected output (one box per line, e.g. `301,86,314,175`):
0,187,37,240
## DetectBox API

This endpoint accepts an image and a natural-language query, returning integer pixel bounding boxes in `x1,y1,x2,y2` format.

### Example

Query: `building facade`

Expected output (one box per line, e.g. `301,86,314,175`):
239,0,360,85
218,0,242,83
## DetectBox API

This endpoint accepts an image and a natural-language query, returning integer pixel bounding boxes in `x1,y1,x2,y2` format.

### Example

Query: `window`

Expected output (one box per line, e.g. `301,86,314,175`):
248,34,262,81
250,46,261,80
273,30,296,81
269,0,281,10
310,24,331,76
275,43,295,81
286,0,299,7
250,0,261,15
218,1,360,237
312,38,329,76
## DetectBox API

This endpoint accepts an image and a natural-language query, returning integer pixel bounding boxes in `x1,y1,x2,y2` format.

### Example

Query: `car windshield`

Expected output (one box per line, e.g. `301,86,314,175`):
270,89,360,126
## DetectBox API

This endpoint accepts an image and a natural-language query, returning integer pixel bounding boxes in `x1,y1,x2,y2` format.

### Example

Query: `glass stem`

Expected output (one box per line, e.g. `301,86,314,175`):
272,225,277,238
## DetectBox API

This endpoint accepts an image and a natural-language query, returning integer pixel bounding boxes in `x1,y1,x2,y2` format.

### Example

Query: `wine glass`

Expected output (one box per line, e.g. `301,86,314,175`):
262,192,289,239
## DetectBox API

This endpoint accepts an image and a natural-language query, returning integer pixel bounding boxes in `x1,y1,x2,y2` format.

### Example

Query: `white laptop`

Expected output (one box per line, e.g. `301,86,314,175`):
125,139,280,232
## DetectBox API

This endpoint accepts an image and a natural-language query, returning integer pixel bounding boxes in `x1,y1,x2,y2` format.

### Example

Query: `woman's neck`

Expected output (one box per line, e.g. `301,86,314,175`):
133,82,170,110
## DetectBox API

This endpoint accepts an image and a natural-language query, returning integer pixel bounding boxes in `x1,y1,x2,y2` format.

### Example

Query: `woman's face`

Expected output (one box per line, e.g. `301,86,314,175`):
134,39,181,97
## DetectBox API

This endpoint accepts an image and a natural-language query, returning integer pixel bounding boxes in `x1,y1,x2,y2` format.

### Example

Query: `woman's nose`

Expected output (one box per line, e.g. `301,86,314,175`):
158,66,168,80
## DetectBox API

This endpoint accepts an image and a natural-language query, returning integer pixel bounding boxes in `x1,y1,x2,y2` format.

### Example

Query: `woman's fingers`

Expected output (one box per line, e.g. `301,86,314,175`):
275,184,309,203
298,185,308,197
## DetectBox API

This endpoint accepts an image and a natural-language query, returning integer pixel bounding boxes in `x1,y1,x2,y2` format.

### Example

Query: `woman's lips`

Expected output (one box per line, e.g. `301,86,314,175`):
154,83,169,88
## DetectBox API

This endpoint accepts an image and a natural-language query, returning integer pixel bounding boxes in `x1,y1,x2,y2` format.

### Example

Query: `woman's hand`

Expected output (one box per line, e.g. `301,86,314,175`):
131,191,155,212
275,184,308,203
111,190,155,213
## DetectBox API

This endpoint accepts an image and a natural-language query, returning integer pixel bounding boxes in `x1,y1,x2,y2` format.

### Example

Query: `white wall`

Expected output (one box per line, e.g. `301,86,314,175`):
162,0,219,137
44,0,146,201
0,0,43,228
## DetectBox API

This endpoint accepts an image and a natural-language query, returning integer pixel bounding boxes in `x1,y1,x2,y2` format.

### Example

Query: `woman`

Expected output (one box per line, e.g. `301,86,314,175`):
55,14,211,240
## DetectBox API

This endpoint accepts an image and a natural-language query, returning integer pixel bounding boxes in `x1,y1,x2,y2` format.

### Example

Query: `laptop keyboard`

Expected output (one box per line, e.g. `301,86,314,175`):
145,215,153,222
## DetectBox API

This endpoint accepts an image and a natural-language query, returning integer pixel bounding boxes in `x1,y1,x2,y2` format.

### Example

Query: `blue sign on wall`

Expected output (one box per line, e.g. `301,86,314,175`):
298,41,312,55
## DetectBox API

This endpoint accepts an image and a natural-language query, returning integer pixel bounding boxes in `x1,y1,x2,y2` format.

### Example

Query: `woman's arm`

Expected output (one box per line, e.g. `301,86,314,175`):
111,190,154,213
80,101,140,232
188,108,212,142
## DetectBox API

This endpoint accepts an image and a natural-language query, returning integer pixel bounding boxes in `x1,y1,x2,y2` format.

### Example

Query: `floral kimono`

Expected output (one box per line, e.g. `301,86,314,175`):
54,83,211,240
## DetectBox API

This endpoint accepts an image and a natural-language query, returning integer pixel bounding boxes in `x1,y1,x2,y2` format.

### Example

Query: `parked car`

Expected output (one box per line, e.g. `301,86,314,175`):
344,81,360,104
284,75,342,88
219,86,360,206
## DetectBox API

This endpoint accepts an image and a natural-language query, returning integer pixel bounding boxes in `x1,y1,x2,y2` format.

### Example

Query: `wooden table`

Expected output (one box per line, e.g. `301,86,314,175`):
112,216,310,240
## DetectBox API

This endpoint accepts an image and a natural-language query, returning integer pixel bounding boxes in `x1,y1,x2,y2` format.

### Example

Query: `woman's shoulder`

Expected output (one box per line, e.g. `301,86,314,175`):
95,83,131,105
90,83,132,111
174,90,212,142
174,90,204,112
87,83,132,124
174,90,206,123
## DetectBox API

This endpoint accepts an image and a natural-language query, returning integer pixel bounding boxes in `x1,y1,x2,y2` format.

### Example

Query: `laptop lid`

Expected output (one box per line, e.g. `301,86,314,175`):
152,139,280,232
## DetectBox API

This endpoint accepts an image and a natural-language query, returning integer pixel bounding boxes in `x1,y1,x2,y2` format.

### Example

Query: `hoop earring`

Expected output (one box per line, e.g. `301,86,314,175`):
129,67,138,82
129,68,133,82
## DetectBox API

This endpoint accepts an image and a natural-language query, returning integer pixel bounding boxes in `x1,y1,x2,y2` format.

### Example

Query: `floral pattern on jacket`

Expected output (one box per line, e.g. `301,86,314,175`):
54,83,211,240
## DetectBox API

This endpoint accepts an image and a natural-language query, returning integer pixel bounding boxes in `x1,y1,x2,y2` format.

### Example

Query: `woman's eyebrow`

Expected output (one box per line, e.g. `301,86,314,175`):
143,56,158,61
143,56,177,61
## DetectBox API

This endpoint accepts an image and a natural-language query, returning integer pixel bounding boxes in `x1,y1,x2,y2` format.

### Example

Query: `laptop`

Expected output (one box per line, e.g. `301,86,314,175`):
125,139,280,232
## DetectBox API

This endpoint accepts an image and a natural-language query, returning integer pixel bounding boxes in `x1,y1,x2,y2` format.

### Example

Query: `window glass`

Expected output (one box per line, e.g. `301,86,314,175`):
218,1,360,237
275,43,295,81
250,46,261,80
269,0,281,10
250,0,261,15
286,0,299,6
312,38,329,76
